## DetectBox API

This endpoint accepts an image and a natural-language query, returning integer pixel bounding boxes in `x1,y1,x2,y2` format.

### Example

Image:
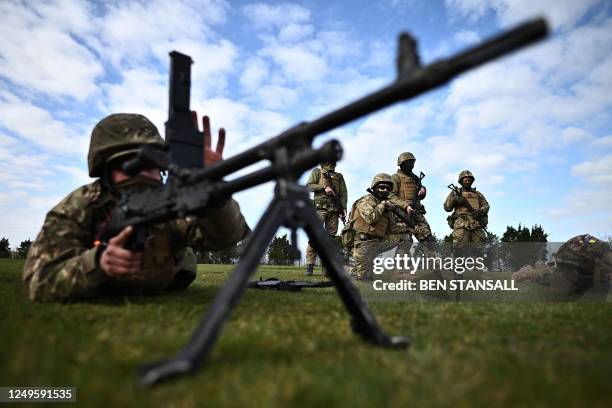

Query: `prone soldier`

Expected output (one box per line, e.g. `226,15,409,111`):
349,174,399,280
304,161,348,276
444,170,490,250
23,113,250,302
512,234,611,297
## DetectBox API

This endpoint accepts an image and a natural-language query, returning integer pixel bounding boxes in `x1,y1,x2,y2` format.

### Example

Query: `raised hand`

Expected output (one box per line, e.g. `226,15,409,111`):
192,111,226,166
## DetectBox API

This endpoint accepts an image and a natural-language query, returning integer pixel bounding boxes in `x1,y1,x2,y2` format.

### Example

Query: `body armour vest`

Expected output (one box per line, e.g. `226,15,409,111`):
396,172,417,202
313,169,342,211
352,198,390,239
455,190,481,214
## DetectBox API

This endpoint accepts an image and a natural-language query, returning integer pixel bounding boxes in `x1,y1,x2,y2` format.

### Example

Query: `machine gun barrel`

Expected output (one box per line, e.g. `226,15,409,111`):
189,18,547,182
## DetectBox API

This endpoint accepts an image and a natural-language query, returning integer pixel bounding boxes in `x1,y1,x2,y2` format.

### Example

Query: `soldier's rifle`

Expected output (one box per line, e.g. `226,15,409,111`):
321,170,347,225
100,18,548,387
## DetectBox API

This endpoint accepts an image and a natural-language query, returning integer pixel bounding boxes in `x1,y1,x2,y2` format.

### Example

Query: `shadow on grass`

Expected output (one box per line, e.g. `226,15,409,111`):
66,285,221,307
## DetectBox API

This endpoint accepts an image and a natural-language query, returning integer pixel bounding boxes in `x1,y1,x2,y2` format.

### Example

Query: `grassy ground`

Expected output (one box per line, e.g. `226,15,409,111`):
1,258,611,407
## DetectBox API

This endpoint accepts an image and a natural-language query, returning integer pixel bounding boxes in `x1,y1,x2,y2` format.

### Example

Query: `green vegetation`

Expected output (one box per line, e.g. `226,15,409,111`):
1,259,610,407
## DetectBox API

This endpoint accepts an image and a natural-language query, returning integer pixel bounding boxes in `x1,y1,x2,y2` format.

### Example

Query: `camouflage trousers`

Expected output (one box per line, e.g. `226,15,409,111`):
352,235,400,280
306,209,340,269
412,211,432,242
452,227,486,246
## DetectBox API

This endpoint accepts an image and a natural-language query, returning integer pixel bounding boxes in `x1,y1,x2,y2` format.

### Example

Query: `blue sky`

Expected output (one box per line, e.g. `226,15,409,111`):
0,0,611,253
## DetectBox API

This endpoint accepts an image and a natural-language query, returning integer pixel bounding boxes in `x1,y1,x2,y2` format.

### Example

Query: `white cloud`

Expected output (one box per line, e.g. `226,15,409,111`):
571,155,612,187
454,29,481,45
240,57,270,93
445,0,600,31
255,85,299,110
242,3,310,29
53,165,93,186
262,44,329,82
102,68,167,131
591,135,612,148
0,97,88,156
0,0,102,100
98,0,229,66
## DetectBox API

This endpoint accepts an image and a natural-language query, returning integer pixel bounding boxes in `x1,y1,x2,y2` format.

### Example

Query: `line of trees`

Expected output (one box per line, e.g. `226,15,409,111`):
0,237,32,258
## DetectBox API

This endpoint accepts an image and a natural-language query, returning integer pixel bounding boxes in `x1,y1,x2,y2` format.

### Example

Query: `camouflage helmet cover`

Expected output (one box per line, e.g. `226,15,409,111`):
397,152,416,166
88,113,164,177
371,173,394,189
458,170,475,183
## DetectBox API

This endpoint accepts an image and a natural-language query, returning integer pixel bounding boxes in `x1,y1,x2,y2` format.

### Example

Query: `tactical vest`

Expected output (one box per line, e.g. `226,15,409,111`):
396,172,417,202
455,190,480,214
352,198,390,239
313,169,342,211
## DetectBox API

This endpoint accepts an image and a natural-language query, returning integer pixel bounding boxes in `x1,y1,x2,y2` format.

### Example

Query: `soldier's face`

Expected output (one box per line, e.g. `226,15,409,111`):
376,183,392,198
112,168,162,184
460,177,473,189
400,160,415,173
321,162,336,172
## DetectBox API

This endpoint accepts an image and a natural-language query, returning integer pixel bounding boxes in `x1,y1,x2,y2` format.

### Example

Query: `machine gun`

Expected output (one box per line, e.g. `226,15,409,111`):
248,277,335,292
366,187,414,228
321,170,346,225
104,18,548,387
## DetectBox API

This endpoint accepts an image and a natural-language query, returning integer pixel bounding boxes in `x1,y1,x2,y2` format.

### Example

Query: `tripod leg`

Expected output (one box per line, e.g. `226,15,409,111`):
298,203,409,349
137,199,286,387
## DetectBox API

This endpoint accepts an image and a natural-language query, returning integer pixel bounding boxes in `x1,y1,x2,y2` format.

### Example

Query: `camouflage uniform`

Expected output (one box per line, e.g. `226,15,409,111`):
305,164,348,274
512,234,611,295
23,114,249,302
350,174,397,280
443,170,489,246
389,152,434,258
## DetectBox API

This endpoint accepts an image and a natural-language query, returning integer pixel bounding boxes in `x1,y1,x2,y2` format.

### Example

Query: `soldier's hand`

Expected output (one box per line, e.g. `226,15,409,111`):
100,226,143,277
417,186,426,198
324,186,335,196
406,205,415,214
192,112,226,166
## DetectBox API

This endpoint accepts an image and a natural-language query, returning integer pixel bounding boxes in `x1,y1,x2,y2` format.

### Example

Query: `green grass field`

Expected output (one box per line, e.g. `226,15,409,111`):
1,258,611,407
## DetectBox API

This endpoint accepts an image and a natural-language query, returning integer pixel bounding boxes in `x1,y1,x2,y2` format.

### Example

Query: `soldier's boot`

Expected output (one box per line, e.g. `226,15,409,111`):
304,264,314,276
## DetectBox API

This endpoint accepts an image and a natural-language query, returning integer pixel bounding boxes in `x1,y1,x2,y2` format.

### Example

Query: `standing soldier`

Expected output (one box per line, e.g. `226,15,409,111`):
349,174,398,280
388,152,435,254
444,170,490,248
304,161,348,276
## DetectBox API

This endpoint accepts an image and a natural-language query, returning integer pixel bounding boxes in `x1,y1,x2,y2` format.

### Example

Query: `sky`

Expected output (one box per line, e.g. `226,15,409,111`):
0,0,611,254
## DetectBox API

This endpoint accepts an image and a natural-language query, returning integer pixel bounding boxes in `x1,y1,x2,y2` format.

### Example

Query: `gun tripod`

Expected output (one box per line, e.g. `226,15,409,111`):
137,152,409,387
133,18,549,386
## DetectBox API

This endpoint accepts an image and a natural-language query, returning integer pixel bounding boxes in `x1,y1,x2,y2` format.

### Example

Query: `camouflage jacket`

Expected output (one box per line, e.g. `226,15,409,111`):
306,167,348,212
350,194,394,239
443,188,489,229
23,180,249,302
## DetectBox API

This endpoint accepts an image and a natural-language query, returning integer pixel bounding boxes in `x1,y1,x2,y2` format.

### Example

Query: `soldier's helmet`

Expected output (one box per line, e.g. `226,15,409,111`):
553,234,612,294
88,113,165,177
397,152,416,166
371,173,394,189
458,170,475,183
